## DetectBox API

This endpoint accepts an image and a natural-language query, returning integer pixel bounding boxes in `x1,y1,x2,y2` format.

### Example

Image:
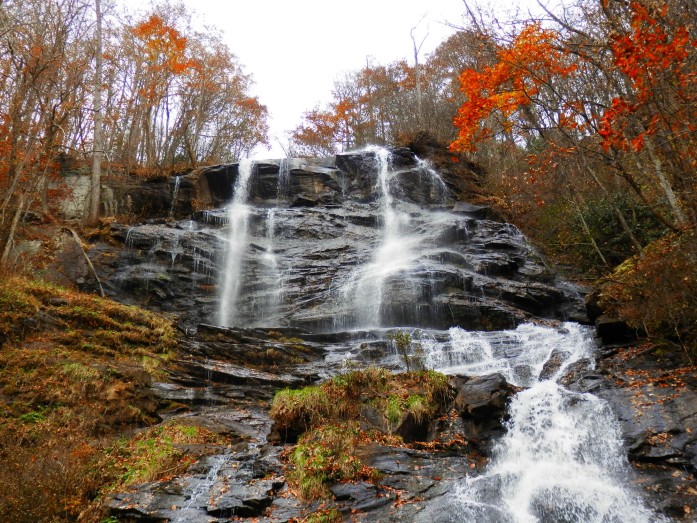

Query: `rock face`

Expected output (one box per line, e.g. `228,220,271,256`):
70,146,697,523
571,344,697,520
78,147,587,332
449,373,520,447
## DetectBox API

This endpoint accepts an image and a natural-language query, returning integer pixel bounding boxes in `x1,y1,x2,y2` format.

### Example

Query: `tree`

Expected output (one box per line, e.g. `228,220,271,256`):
88,0,103,225
0,0,93,263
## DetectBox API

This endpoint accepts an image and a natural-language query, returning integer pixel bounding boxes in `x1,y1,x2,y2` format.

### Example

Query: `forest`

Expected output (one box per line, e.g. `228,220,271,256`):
1,0,697,520
0,0,695,351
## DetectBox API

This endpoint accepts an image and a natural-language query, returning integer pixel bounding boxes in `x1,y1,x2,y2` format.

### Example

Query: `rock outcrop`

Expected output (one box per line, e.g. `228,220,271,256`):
60,145,696,523
72,147,587,332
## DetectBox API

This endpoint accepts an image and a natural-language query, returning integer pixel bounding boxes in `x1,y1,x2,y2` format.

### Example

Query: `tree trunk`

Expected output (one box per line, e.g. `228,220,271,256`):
88,0,103,225
0,193,27,265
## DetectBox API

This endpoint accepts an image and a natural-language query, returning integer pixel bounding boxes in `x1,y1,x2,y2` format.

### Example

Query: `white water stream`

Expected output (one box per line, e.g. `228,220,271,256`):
352,147,413,326
217,160,254,327
169,175,181,218
426,323,661,522
173,453,227,522
261,208,282,323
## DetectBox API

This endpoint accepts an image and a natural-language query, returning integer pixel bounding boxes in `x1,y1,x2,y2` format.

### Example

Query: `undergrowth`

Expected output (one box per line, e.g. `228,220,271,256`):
0,275,182,521
271,367,451,500
598,229,697,360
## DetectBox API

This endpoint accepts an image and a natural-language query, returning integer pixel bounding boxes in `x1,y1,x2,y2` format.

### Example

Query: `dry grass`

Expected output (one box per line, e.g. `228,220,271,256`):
0,275,181,521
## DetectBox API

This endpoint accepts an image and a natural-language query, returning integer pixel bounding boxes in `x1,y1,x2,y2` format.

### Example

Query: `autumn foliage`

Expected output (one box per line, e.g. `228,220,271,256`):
451,24,577,153
443,0,697,353
0,0,269,264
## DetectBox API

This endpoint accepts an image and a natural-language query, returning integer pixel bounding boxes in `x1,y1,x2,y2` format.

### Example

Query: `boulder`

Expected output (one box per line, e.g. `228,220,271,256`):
451,373,520,446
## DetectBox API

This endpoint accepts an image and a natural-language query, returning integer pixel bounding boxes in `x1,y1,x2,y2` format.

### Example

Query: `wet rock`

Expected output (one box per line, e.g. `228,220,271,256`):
77,148,585,332
452,201,492,219
206,478,282,517
587,343,697,519
350,443,474,522
451,373,519,446
330,482,391,511
595,314,637,345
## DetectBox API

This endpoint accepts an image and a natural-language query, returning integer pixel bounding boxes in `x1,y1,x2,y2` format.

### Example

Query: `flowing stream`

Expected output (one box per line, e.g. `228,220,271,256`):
425,323,661,522
218,160,255,327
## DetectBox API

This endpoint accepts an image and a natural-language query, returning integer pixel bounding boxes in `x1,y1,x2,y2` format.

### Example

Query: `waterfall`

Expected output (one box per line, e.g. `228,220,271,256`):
277,157,290,203
217,160,255,327
260,208,282,324
350,147,416,327
103,148,671,521
426,323,661,522
341,147,454,328
169,175,181,218
416,157,449,205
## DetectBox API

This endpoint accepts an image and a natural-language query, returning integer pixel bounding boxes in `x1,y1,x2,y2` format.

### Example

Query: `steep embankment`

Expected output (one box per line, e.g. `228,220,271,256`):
0,276,226,521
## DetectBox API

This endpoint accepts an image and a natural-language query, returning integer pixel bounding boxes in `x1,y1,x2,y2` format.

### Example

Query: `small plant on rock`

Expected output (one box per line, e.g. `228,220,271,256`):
387,331,426,371
287,422,367,500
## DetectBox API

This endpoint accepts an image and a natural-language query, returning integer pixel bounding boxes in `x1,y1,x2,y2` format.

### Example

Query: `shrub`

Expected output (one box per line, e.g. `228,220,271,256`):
287,422,366,501
272,367,453,499
303,507,343,523
387,331,426,371
599,229,697,359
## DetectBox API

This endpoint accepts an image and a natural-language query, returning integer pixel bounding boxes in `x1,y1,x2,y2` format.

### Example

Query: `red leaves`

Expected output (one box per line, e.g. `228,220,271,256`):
132,14,190,72
599,1,697,154
450,24,575,153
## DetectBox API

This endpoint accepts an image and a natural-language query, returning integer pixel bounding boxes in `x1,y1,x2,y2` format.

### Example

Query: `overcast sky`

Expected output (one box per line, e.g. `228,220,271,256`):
121,1,537,157
166,0,471,156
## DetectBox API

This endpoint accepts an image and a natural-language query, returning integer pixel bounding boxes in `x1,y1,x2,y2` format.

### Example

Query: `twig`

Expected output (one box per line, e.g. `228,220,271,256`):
64,227,105,297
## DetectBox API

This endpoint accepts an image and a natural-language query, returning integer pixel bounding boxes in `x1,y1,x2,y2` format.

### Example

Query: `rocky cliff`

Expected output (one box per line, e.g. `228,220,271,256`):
50,146,697,522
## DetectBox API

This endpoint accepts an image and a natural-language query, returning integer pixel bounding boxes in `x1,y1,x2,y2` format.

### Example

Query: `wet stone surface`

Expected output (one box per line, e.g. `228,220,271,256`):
85,148,697,522
75,149,587,333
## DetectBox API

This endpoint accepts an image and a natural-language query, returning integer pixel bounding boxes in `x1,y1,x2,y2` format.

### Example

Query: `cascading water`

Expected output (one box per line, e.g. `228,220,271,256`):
260,208,282,324
277,157,290,203
101,147,676,521
174,453,227,522
426,323,662,522
217,160,255,327
346,147,419,327
169,175,181,218
355,148,407,325
416,157,449,205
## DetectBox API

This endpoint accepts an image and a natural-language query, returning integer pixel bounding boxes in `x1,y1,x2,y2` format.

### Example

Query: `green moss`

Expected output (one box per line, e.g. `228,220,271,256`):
271,386,337,433
385,395,403,429
272,368,451,437
303,507,343,523
61,362,100,383
19,410,47,424
273,368,453,501
0,285,39,339
99,421,226,494
287,422,364,501
405,394,428,424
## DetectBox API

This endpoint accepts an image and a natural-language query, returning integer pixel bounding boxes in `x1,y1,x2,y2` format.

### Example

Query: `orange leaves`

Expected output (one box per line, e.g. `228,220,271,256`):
290,107,342,156
450,23,575,153
130,14,196,105
599,1,696,155
132,14,191,73
611,1,694,102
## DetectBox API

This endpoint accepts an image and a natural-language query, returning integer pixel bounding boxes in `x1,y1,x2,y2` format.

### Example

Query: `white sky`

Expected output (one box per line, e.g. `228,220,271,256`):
121,0,538,157
175,0,469,156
